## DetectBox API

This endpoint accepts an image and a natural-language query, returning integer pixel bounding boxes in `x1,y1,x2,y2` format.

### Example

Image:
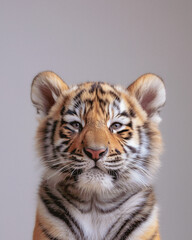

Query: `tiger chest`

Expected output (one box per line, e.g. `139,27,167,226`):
73,209,117,240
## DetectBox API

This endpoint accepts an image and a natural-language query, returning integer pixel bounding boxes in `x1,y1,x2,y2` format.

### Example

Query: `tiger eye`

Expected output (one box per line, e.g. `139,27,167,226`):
110,122,122,131
70,121,82,131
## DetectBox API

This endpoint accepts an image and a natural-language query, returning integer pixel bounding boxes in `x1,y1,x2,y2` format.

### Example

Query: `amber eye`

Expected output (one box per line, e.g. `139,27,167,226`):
110,122,122,131
70,121,82,131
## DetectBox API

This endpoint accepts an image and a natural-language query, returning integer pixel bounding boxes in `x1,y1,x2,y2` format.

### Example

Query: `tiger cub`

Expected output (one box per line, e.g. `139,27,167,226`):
31,71,165,240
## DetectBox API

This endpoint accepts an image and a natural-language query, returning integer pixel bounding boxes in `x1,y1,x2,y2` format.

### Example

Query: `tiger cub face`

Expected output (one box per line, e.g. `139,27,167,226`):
31,72,165,195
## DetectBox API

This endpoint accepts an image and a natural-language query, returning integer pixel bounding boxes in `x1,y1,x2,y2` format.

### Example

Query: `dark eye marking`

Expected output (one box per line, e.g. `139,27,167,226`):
64,126,75,132
117,129,129,134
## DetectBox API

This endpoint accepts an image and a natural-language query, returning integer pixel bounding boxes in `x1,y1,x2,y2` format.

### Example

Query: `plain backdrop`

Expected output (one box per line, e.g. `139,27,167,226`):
1,0,192,239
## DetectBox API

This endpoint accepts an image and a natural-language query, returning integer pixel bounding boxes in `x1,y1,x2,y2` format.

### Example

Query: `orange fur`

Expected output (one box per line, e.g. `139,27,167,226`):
31,72,165,240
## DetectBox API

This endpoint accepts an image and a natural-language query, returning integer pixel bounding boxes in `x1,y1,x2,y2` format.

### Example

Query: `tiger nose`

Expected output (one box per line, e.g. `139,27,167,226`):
84,148,108,161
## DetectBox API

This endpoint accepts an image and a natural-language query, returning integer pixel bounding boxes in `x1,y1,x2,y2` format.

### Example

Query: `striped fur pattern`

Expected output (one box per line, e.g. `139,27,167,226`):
31,72,165,240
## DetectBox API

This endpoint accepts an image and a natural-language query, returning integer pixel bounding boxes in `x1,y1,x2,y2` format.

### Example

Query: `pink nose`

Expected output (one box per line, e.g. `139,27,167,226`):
84,148,107,161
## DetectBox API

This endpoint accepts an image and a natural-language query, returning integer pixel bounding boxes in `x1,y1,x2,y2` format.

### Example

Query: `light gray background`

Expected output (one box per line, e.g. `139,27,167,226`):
0,0,192,239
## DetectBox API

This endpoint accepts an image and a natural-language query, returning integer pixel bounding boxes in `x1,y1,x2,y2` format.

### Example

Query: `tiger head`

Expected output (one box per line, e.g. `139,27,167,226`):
31,72,166,194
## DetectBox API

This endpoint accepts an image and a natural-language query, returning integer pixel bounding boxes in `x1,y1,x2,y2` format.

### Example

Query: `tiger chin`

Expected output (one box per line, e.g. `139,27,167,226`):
31,71,165,240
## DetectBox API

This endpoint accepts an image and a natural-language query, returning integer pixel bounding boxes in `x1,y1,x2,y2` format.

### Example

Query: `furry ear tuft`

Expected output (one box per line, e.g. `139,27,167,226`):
31,71,68,116
128,73,166,123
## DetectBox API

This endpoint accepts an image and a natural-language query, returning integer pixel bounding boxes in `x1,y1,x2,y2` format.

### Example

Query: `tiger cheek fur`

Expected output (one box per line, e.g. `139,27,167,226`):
31,71,165,240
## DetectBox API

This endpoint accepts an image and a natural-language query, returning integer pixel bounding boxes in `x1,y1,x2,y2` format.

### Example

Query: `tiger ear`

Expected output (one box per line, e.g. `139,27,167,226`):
31,71,69,116
127,73,166,123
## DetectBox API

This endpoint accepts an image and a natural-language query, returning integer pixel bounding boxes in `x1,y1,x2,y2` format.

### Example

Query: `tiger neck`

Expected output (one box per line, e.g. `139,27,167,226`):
40,177,153,209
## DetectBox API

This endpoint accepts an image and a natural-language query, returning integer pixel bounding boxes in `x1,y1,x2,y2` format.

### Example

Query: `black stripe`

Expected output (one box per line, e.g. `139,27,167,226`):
74,100,81,109
64,126,75,132
51,121,58,145
98,98,107,106
109,90,120,102
47,120,60,169
108,153,118,157
58,183,90,204
41,185,84,239
98,99,106,113
60,106,65,116
98,191,139,215
119,211,152,240
126,121,132,129
63,146,70,152
126,145,137,153
39,223,61,240
115,149,121,155
63,142,73,153
119,111,129,117
70,168,83,177
89,83,97,93
129,109,136,118
73,89,85,101
60,119,67,125
123,132,132,140
118,141,128,154
57,186,92,214
117,129,129,134
85,99,93,106
59,130,68,139
113,101,120,111
105,159,121,163
111,191,152,240
108,170,119,180
98,84,106,95
61,140,70,145
40,196,77,237
65,109,77,116
137,126,142,145
111,208,142,240
49,163,61,170
46,119,52,126
70,149,77,154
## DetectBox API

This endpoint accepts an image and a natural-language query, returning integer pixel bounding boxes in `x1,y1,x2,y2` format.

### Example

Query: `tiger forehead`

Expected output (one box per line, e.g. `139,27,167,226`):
60,82,135,121
86,119,106,127
73,82,122,102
